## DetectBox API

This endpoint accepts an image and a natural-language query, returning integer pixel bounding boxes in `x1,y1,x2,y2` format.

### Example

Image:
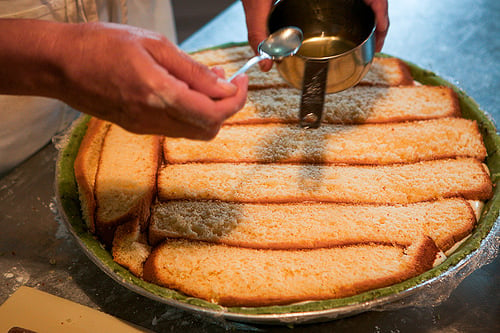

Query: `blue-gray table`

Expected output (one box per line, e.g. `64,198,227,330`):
1,1,498,332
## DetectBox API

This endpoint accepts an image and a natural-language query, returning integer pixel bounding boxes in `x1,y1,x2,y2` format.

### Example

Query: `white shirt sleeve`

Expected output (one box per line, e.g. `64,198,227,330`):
94,0,177,42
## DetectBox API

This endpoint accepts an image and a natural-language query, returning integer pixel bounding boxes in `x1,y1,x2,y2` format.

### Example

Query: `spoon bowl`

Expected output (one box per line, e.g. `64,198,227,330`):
258,26,304,60
228,26,303,82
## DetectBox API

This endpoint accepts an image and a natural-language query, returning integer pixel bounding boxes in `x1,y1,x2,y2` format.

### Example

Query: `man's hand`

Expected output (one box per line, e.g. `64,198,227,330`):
0,20,248,140
242,0,274,72
363,0,389,52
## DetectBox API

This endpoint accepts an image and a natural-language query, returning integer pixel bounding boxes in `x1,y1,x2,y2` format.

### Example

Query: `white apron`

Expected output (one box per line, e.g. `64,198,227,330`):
0,0,176,175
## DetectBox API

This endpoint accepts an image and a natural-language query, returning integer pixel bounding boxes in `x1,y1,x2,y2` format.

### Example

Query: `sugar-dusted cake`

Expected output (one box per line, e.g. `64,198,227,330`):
74,45,493,307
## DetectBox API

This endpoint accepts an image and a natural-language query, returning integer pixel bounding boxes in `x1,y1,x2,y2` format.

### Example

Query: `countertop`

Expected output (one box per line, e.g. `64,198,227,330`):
1,1,499,332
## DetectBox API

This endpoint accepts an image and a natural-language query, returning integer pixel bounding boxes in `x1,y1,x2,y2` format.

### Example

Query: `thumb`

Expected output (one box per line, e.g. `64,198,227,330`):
242,0,274,71
144,38,238,99
172,52,238,98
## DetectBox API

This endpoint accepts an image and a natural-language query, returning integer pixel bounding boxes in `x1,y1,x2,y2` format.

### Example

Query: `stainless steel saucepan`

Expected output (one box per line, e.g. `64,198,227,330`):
268,0,376,127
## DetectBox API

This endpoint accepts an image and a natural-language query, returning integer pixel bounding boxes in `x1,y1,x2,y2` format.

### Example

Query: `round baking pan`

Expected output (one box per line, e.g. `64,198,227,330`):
54,46,500,325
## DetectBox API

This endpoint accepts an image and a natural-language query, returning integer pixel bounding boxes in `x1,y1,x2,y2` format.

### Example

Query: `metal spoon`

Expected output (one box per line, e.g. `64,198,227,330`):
228,26,303,82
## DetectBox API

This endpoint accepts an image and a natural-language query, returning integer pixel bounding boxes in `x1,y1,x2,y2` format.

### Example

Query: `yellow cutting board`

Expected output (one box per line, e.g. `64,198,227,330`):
0,286,153,333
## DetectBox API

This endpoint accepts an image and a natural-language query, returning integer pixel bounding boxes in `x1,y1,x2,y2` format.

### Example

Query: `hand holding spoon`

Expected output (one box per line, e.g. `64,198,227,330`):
228,26,303,82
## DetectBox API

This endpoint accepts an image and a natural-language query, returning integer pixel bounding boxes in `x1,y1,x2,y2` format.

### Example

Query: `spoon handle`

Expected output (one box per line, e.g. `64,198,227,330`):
227,55,266,82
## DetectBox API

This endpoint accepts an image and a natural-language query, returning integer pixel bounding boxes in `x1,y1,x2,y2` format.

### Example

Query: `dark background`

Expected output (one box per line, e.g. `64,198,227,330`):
172,0,234,43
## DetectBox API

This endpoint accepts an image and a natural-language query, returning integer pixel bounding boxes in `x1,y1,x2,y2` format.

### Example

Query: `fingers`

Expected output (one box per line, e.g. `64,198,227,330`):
166,73,248,130
176,57,238,98
375,15,389,52
364,0,389,52
142,38,238,99
130,35,248,139
140,71,248,139
258,59,273,72
211,65,226,79
120,107,220,140
242,0,274,71
212,74,249,121
242,0,272,52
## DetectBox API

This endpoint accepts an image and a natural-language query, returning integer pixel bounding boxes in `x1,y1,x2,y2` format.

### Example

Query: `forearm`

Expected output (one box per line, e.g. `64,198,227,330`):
0,19,74,97
0,19,248,139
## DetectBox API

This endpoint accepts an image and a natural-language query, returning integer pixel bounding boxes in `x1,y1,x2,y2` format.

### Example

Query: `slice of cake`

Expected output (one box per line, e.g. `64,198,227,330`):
190,45,255,66
360,56,414,86
74,118,111,233
112,218,151,277
226,86,460,124
192,45,413,87
158,158,492,204
216,51,414,89
93,125,162,246
149,198,476,252
143,236,439,307
163,118,486,164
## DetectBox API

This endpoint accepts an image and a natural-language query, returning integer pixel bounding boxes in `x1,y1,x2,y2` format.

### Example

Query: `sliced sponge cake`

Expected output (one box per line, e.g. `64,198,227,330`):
143,236,439,307
94,125,161,246
192,45,414,87
74,118,111,233
149,198,476,252
158,158,492,204
217,53,414,89
226,86,460,124
164,118,486,164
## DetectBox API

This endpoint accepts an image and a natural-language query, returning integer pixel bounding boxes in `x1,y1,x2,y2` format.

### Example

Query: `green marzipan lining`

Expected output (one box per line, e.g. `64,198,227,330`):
56,46,500,316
